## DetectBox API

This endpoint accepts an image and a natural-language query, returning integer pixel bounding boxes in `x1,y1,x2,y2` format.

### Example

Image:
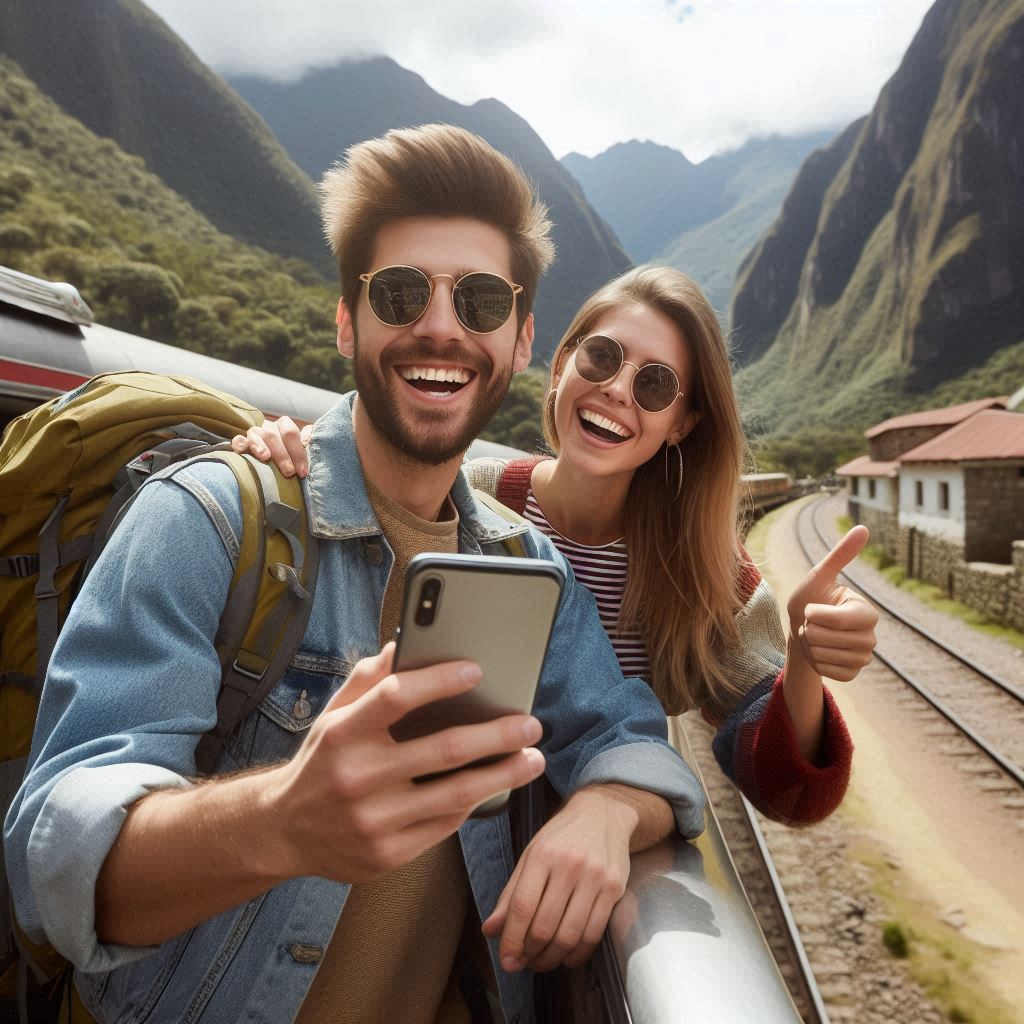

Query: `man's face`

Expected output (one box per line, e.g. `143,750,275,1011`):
338,216,534,466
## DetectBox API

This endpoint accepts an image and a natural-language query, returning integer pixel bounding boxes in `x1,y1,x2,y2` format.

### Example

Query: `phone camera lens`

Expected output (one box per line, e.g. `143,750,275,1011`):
415,578,442,627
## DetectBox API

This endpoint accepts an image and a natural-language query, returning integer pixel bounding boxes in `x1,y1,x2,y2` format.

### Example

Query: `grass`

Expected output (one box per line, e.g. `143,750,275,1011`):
838,514,1024,651
846,826,1020,1024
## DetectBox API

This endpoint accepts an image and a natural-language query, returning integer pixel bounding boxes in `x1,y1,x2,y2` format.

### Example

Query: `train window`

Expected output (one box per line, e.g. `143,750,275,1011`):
939,481,949,511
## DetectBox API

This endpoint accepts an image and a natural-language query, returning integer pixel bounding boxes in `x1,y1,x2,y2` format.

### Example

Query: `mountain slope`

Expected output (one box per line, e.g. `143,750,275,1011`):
561,133,833,315
229,58,632,360
733,0,1024,436
561,142,700,263
561,136,832,260
729,118,866,364
0,0,327,272
0,58,348,393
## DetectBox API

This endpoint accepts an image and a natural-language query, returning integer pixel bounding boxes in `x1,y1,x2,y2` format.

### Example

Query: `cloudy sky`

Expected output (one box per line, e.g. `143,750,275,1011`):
147,0,934,162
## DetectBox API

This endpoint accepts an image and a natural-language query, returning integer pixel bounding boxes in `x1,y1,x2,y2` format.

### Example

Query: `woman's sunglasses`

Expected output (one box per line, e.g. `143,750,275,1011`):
358,265,523,335
573,334,685,413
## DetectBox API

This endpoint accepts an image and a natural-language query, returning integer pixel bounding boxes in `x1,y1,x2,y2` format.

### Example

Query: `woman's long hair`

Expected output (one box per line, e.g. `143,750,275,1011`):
543,266,749,720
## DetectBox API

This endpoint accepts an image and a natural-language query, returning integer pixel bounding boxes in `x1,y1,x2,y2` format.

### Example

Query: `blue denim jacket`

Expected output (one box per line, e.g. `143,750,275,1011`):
4,393,705,1024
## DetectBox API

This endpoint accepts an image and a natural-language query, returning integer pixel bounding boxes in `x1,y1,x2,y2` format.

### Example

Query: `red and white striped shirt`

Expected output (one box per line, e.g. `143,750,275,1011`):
523,491,651,678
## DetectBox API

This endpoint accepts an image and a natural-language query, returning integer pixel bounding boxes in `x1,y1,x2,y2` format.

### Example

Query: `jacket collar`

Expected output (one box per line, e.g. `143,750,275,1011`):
304,392,528,546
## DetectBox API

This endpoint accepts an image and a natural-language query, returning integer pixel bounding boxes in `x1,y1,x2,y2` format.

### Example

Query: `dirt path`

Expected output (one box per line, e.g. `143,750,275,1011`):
755,495,1024,1022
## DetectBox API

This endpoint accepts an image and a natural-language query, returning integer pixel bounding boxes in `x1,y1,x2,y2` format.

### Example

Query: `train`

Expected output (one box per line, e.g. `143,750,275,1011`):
0,266,808,1023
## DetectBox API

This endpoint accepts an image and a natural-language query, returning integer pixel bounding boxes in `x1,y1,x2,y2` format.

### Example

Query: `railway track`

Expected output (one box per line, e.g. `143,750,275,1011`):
677,715,830,1024
797,496,1024,809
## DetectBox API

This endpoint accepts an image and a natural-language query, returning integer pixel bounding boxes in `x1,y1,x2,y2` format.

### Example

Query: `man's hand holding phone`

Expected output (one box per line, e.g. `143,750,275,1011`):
264,643,545,883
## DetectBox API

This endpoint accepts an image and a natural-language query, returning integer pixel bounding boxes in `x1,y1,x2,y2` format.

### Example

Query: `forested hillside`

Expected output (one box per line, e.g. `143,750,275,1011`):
0,0,328,272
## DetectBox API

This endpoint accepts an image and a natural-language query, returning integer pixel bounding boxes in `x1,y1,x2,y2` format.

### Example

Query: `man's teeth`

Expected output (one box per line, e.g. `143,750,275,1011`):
579,409,632,438
400,366,471,384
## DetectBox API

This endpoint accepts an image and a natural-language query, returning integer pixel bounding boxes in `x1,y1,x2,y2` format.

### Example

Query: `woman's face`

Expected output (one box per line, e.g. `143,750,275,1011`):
551,301,698,481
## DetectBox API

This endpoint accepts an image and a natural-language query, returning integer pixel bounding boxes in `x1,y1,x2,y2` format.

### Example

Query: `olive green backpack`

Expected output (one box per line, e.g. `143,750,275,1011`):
0,371,321,1023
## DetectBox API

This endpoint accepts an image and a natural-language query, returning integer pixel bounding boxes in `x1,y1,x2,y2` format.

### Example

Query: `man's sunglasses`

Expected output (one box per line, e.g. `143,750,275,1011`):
573,334,685,414
358,265,523,335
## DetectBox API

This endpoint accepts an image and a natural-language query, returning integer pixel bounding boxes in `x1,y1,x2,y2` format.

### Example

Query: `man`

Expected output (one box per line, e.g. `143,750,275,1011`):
4,124,704,1023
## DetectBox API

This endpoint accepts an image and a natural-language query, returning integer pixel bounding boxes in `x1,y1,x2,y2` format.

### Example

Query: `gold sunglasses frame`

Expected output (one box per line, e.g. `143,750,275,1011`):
358,265,524,335
574,334,686,413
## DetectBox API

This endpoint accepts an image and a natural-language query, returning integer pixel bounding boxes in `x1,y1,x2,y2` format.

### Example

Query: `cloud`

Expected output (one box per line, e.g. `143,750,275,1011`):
147,0,933,161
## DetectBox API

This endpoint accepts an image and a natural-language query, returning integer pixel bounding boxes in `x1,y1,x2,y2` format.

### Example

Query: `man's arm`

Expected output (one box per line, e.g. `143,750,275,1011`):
96,646,545,946
5,466,543,969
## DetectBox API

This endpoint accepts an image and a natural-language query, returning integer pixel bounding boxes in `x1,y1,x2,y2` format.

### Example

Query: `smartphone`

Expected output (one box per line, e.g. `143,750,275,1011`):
390,552,565,816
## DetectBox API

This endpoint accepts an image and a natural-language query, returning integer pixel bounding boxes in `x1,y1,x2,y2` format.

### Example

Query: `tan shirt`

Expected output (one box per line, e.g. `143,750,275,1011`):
295,481,471,1024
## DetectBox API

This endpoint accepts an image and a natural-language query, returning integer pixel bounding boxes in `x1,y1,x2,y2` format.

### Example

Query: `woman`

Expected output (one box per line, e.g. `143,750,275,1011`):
236,265,876,825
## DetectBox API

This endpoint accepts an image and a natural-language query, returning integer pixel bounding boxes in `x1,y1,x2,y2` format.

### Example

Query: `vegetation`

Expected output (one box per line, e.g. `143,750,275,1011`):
750,427,863,479
0,58,353,396
479,369,547,453
882,921,910,958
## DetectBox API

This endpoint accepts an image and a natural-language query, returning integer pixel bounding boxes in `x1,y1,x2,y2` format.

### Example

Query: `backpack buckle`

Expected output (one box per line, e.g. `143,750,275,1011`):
1,553,40,578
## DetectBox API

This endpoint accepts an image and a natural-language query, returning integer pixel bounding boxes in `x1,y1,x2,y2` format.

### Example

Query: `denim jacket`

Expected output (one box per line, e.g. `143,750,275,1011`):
4,393,705,1024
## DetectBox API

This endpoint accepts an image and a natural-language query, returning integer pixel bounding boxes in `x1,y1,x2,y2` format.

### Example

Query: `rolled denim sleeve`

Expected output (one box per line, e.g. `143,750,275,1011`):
3,463,241,972
527,536,706,839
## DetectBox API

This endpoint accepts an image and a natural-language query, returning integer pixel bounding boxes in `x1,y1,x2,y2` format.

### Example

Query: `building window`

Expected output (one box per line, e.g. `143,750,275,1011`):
915,480,924,507
868,479,876,499
939,482,949,511
852,478,859,495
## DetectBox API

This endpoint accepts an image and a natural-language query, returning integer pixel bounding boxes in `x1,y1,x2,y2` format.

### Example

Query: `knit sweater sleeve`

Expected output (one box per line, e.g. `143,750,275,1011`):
707,557,853,826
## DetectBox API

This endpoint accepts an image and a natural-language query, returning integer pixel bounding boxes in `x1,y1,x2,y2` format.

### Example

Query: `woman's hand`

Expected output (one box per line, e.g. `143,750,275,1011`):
786,525,877,682
230,415,312,477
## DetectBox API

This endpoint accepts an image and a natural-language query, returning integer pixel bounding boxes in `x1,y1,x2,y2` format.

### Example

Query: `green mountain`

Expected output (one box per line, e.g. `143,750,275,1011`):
0,57,350,394
0,0,328,273
228,58,631,361
733,0,1024,438
560,133,833,313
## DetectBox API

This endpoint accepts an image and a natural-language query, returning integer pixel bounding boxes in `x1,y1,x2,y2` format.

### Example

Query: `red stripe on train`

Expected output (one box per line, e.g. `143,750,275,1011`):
0,358,90,392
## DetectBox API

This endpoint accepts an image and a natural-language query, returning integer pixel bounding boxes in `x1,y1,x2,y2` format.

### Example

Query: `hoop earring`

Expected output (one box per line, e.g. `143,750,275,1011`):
664,443,683,500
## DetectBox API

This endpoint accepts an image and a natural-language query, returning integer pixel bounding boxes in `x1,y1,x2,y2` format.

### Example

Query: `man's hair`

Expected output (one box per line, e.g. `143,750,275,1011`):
320,124,555,329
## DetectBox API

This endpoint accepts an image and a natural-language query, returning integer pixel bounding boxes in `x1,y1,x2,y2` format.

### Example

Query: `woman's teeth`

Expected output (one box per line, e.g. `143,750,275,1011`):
578,409,632,443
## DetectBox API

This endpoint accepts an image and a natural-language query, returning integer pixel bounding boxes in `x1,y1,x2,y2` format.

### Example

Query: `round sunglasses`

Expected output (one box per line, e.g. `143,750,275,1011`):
358,265,523,335
573,334,685,413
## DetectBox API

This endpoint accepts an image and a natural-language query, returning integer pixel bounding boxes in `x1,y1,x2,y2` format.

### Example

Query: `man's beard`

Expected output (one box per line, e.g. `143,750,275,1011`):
353,338,514,466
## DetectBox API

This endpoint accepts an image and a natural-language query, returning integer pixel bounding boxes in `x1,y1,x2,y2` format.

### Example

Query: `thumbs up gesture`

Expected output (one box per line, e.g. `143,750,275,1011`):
786,525,878,682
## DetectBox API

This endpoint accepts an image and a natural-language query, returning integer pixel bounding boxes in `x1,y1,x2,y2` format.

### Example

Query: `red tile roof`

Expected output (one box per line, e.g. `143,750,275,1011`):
899,410,1024,462
864,397,1007,438
836,455,899,477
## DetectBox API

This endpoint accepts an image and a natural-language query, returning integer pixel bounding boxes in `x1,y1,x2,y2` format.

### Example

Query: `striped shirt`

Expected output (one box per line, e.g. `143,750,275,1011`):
523,490,651,678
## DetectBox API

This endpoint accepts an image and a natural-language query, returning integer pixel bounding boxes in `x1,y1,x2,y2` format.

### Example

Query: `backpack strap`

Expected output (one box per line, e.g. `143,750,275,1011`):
193,453,320,774
494,457,546,516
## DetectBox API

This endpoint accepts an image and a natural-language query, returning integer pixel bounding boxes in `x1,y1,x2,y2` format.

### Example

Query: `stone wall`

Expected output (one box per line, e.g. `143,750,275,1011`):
1009,541,1024,632
897,528,963,592
849,501,900,554
869,426,946,461
964,465,1024,563
890,526,1024,631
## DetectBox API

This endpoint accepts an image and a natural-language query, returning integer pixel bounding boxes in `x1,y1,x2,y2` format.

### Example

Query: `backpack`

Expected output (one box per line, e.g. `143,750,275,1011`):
0,371,321,1024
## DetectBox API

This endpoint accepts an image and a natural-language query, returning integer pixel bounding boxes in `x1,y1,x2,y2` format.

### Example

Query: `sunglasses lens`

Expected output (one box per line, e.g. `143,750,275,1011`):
576,335,622,383
452,273,515,333
634,363,680,412
367,266,431,326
